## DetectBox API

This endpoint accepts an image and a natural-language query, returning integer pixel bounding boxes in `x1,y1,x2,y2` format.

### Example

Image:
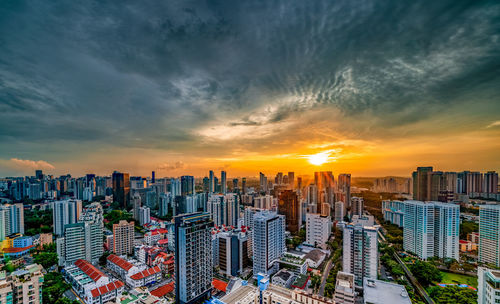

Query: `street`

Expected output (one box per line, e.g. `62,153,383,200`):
318,258,333,296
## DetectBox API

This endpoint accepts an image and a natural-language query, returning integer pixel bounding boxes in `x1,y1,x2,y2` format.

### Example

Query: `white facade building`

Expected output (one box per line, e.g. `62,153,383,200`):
306,213,331,249
478,267,500,304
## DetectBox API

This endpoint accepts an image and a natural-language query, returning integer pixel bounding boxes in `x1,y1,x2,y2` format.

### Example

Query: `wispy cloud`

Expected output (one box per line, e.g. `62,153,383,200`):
486,121,500,128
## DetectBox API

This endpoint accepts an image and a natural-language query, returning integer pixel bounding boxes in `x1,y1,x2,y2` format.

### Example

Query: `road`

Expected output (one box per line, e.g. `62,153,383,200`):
373,214,435,304
318,256,334,296
393,252,435,304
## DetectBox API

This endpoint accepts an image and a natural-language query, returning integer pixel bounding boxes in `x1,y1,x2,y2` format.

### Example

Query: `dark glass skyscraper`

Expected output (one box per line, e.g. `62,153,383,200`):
112,171,130,208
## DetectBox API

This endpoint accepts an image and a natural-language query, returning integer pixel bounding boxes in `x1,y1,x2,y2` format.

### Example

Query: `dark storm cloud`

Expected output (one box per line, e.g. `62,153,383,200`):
0,0,499,157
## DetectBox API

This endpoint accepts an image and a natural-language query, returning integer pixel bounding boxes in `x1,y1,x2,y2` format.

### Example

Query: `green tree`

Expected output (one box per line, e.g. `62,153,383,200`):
409,260,443,286
460,221,478,239
34,252,58,269
428,286,477,304
42,272,72,304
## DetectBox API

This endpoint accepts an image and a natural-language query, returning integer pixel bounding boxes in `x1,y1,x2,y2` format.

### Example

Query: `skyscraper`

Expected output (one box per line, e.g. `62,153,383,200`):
79,202,104,264
259,172,267,193
478,267,500,304
53,199,82,236
343,223,379,286
278,190,300,233
221,171,227,194
252,211,285,276
131,192,142,221
174,212,213,304
479,205,500,267
209,170,215,194
334,201,345,222
288,172,295,188
306,213,331,249
57,202,104,265
181,175,195,196
412,167,433,200
112,171,130,208
113,220,135,256
338,174,351,207
483,171,499,194
351,197,364,217
403,201,459,260
0,203,24,235
35,170,43,180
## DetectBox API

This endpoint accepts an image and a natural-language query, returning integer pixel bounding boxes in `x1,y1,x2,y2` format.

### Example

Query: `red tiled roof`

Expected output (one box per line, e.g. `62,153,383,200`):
212,279,227,292
129,266,161,280
90,280,124,298
150,282,174,297
75,259,106,282
107,254,134,271
2,245,34,253
157,239,169,245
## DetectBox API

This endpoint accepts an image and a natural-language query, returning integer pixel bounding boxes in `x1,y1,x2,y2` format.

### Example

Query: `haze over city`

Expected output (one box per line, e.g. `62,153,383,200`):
1,0,500,177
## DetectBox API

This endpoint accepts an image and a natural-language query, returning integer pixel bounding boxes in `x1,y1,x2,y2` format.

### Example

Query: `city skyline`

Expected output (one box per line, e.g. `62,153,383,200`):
1,1,499,177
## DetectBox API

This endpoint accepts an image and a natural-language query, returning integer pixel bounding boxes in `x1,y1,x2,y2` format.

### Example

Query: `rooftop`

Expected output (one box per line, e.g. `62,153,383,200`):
107,254,134,271
75,259,106,282
363,278,411,304
90,280,124,298
304,249,326,263
129,266,161,280
150,282,174,297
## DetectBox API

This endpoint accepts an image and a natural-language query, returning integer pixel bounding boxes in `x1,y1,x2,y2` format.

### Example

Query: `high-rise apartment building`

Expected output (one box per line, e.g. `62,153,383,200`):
381,200,405,227
351,197,364,217
79,202,104,264
479,205,500,267
174,212,213,304
343,223,378,286
338,174,351,207
477,267,500,304
306,213,331,249
259,172,268,193
412,167,433,201
288,172,295,188
0,203,24,236
483,171,499,194
254,195,276,210
217,231,249,277
112,171,130,208
221,171,227,194
181,175,195,196
113,220,135,256
253,211,286,277
403,201,459,260
57,202,104,266
333,272,356,304
138,207,151,226
278,190,300,233
0,264,44,304
334,201,345,222
53,199,82,236
207,193,240,227
209,170,215,194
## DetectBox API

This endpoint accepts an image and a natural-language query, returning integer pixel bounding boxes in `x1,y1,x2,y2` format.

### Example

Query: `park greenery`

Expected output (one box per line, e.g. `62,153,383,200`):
103,209,133,230
33,243,58,270
42,272,80,304
409,260,443,287
460,220,479,239
24,208,53,236
428,286,477,304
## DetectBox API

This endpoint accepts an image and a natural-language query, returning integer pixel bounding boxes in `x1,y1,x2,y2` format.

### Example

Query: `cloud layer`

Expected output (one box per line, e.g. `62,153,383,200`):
0,0,499,176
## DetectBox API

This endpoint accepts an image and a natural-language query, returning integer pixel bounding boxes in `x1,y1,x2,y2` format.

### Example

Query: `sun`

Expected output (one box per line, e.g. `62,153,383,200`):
308,151,330,166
